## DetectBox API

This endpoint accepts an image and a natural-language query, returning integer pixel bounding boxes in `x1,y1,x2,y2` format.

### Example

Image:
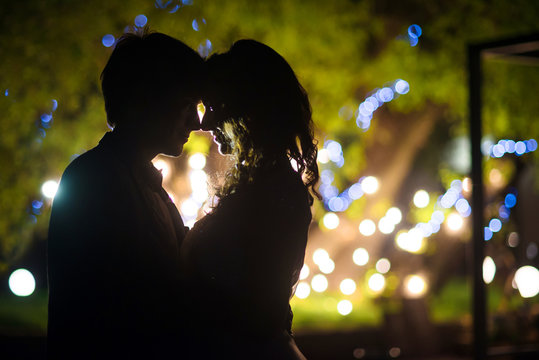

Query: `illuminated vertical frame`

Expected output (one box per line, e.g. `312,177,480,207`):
468,33,539,360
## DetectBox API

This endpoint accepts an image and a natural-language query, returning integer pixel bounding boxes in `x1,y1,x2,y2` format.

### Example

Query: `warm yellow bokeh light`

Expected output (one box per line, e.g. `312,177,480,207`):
361,176,379,194
339,278,357,295
404,275,427,298
311,274,329,293
337,300,353,315
295,282,311,299
322,212,340,230
353,248,369,266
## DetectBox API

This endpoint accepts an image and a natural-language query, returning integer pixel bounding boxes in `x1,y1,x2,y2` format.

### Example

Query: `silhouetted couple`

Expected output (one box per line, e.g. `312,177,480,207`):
47,29,319,359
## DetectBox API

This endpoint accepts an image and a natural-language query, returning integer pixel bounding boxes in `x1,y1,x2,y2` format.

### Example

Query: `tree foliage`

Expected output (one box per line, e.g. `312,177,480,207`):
1,0,539,271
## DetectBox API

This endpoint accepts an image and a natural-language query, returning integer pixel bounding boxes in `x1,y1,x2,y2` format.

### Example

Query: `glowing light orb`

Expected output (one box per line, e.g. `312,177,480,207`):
504,193,517,209
319,258,335,274
42,180,59,199
9,269,36,297
337,300,353,315
102,34,115,47
514,266,539,298
188,153,206,170
446,213,464,232
152,159,171,179
368,273,386,293
359,219,376,236
483,256,496,284
299,264,310,280
394,79,409,95
134,14,148,27
311,274,328,293
378,217,395,234
386,207,402,224
180,198,199,217
295,282,311,299
413,190,430,208
489,218,502,233
361,176,379,194
396,230,424,253
378,87,394,102
313,248,330,266
375,258,391,274
515,141,527,155
317,149,330,164
404,275,427,298
340,278,357,295
323,212,340,230
484,227,493,241
507,232,519,247
348,183,364,200
353,248,369,266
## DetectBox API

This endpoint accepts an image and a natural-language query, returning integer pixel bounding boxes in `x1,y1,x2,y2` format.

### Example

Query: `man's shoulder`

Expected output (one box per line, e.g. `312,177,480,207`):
62,143,119,183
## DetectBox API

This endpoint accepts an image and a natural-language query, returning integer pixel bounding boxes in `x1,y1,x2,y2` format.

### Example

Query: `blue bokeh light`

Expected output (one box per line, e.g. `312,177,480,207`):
498,205,510,219
484,227,493,241
4,89,8,96
394,79,410,95
51,99,58,112
41,113,52,123
135,14,148,27
527,139,538,152
102,34,115,47
504,140,516,153
489,218,502,232
192,19,199,31
321,170,334,184
378,87,394,102
348,183,364,200
504,193,517,208
491,144,505,158
455,198,470,215
515,141,527,155
182,0,193,4
408,24,422,38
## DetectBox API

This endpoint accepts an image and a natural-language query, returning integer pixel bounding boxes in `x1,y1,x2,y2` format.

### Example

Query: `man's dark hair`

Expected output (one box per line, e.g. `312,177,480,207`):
101,28,204,128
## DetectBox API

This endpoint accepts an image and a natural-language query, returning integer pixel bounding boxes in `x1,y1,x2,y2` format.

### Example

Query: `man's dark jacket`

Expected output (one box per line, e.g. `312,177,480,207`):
47,132,187,359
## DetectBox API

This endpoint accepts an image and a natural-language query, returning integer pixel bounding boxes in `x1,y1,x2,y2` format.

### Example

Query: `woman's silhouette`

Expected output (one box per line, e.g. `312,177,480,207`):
181,39,319,359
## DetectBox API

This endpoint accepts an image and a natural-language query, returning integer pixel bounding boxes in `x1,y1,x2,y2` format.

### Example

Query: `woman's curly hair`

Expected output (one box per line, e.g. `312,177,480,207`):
205,39,320,203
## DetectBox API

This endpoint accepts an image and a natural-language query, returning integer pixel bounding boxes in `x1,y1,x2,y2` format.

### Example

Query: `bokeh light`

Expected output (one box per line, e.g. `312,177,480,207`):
9,269,36,297
340,278,357,295
295,282,311,299
514,266,539,298
446,213,464,232
413,190,430,208
353,248,369,266
313,248,330,265
359,219,376,236
188,153,206,170
102,34,115,47
299,264,310,280
311,274,329,293
483,256,496,284
323,212,340,229
361,176,379,194
368,273,386,293
42,180,59,199
134,14,148,27
404,275,427,298
375,258,391,274
337,300,353,315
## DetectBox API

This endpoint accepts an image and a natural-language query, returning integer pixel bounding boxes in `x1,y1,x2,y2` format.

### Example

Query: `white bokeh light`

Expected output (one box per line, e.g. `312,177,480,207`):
340,278,357,295
396,230,424,253
359,219,376,236
323,212,340,230
317,149,330,164
446,213,464,232
368,273,386,293
514,266,539,298
188,153,206,170
311,274,329,293
375,258,391,274
404,275,427,298
313,248,330,266
42,180,59,199
361,176,379,194
9,269,36,297
413,190,430,208
337,300,353,315
353,248,369,266
386,207,402,224
483,256,496,284
295,282,311,299
378,217,395,234
299,264,310,280
319,258,335,274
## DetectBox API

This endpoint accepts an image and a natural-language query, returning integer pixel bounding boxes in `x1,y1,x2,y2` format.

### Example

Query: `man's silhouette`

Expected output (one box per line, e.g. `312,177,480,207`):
47,30,203,358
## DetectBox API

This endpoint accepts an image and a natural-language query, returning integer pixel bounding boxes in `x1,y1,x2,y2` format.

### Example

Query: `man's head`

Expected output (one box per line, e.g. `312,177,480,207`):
101,28,204,157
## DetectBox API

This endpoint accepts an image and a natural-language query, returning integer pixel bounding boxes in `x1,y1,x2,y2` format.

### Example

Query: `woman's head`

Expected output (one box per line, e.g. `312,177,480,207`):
203,39,319,199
